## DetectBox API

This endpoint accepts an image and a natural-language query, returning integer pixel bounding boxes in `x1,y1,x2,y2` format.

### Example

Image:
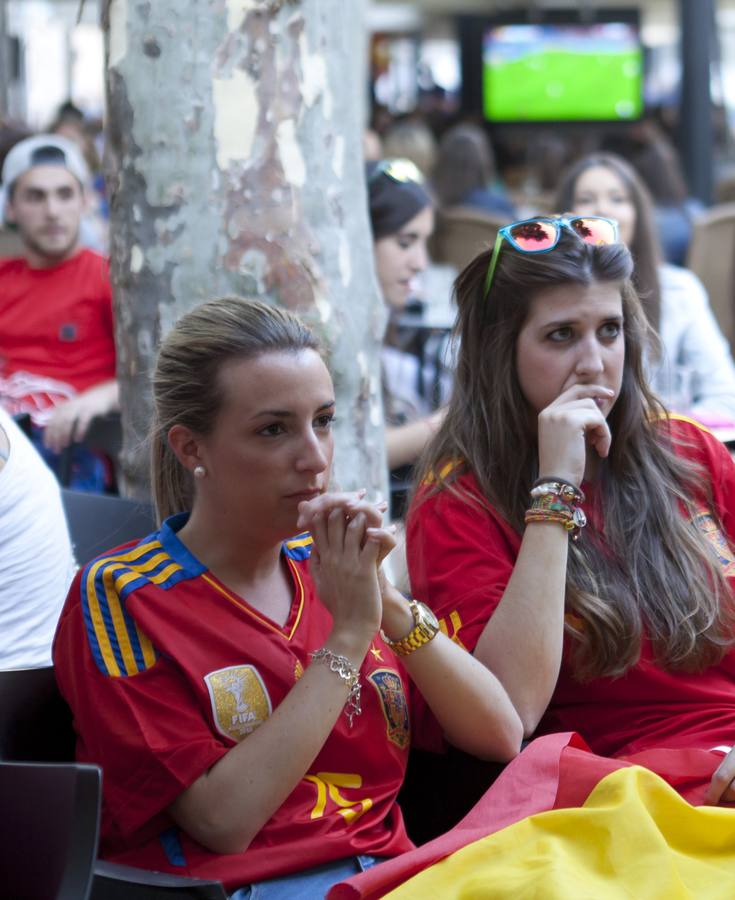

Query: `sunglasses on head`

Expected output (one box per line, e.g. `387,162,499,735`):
369,157,425,186
483,215,620,300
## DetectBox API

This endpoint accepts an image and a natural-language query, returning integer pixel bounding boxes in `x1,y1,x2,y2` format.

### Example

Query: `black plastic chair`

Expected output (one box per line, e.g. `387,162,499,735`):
0,665,75,762
0,760,101,900
0,668,228,899
91,862,229,899
61,487,158,566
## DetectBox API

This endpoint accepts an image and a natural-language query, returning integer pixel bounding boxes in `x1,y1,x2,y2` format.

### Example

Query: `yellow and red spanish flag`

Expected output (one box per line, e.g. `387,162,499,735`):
330,732,735,899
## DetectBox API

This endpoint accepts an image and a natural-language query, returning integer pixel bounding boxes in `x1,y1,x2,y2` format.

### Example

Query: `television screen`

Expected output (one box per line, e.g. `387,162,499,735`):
482,22,643,123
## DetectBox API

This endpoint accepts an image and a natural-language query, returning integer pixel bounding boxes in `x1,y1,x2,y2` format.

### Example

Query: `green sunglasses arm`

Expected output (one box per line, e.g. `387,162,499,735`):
483,231,505,300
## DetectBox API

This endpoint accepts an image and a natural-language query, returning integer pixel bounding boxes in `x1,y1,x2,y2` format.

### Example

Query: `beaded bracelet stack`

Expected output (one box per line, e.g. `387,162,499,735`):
524,477,587,541
310,648,362,727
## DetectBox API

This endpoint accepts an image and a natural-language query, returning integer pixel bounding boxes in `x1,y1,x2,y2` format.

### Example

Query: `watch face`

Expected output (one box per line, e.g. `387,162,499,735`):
417,601,439,630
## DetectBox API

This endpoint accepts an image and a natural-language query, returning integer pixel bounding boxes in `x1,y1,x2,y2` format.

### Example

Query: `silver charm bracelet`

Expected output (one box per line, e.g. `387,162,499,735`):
310,648,362,727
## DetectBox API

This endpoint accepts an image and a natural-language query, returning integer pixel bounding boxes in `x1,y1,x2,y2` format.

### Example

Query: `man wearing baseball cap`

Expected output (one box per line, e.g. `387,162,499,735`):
0,133,118,490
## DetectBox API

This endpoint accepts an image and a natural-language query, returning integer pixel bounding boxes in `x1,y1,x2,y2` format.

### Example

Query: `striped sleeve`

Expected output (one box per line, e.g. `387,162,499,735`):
80,539,188,677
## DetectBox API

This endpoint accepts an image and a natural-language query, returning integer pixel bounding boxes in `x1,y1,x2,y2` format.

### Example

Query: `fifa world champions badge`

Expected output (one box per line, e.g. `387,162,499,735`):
205,665,272,742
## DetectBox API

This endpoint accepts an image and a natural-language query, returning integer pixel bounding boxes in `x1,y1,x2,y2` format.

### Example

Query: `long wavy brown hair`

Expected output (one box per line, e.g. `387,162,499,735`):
413,229,735,680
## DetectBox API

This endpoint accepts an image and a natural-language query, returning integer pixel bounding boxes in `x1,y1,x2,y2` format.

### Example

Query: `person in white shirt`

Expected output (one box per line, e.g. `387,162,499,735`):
555,152,735,422
0,407,76,668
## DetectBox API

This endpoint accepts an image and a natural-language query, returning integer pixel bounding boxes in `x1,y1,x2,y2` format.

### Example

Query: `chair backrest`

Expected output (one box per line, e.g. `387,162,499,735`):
0,666,75,762
0,760,101,900
429,205,505,272
686,202,735,356
61,488,157,566
0,669,229,899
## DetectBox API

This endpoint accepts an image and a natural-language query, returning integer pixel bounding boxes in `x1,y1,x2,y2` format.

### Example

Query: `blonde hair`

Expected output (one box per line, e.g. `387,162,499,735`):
151,296,320,521
382,119,437,179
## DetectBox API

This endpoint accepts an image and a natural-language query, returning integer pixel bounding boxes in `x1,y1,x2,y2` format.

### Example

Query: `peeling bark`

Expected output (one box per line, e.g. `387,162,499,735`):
105,0,386,500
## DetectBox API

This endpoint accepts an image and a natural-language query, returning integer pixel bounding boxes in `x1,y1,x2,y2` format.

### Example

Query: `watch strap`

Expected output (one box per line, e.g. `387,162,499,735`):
383,599,439,657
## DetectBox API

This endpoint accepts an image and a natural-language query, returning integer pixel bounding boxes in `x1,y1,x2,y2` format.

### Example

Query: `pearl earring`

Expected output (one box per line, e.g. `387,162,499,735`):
193,465,206,479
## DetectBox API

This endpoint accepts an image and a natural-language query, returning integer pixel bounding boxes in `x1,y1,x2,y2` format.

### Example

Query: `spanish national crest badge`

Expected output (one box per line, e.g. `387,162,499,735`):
368,668,410,749
205,665,272,742
693,506,735,576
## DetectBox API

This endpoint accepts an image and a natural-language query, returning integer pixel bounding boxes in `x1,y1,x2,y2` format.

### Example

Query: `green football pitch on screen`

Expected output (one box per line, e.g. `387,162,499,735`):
483,50,643,122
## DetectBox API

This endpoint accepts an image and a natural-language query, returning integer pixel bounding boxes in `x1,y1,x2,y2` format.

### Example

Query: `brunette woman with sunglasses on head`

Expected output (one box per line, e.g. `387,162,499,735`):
406,216,735,807
556,152,735,422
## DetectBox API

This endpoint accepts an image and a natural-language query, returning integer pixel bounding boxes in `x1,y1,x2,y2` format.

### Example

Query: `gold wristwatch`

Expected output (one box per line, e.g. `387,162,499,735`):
383,599,440,657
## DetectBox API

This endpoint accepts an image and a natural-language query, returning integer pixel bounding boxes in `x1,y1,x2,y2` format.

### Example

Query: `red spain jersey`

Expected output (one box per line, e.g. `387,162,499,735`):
0,249,115,423
407,416,735,758
53,515,414,890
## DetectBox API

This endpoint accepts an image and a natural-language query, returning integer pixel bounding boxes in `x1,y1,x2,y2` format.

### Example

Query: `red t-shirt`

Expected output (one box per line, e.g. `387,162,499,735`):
407,417,735,758
53,516,415,890
0,249,115,423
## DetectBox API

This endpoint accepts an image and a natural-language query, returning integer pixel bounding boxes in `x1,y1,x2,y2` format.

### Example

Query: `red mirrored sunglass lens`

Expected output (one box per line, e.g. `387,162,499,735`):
571,218,617,245
508,220,558,250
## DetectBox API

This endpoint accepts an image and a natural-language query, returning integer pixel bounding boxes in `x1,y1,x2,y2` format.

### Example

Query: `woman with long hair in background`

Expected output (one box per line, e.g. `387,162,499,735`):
556,152,735,421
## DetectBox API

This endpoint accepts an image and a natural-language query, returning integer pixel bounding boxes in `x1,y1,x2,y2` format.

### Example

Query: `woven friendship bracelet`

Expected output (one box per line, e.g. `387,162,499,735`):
310,648,362,727
525,508,575,530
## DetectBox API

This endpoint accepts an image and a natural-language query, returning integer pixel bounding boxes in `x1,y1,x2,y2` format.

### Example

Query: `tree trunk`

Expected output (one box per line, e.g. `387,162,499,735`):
104,0,386,501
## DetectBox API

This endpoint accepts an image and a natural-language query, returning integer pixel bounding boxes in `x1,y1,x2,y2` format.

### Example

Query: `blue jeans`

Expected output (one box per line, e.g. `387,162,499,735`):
229,855,381,899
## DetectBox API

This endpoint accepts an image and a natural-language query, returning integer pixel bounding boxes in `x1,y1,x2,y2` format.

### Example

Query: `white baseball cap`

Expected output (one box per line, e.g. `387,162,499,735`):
1,133,89,221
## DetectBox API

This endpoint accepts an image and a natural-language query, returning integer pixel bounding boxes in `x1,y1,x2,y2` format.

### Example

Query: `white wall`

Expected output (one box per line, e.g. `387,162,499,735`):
6,0,103,127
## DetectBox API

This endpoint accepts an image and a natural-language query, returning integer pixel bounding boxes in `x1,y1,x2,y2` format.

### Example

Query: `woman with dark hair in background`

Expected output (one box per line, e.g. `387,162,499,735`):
556,152,735,421
367,159,448,476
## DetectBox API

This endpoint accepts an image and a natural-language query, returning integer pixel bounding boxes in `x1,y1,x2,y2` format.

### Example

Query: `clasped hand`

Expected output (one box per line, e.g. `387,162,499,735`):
296,492,397,647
